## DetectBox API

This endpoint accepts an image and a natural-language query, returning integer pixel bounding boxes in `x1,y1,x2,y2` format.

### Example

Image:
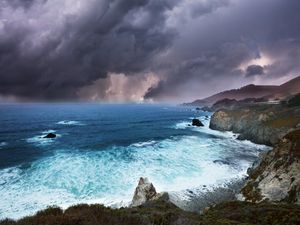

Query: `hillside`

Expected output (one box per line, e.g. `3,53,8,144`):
185,76,300,106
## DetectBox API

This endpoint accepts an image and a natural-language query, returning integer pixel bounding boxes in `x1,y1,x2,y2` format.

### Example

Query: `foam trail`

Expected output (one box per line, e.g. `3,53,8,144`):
57,120,85,126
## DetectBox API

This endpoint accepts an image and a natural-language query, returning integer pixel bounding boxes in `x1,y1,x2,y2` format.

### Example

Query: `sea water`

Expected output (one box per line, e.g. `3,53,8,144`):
0,103,269,219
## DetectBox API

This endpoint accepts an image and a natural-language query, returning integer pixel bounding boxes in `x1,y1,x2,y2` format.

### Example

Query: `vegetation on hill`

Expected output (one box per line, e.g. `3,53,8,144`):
1,200,300,225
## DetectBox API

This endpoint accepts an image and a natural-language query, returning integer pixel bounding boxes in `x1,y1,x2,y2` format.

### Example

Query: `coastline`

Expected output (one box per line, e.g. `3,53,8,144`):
0,104,300,225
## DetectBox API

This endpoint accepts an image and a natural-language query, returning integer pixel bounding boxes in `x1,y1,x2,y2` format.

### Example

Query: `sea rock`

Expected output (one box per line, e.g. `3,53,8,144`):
131,177,168,207
43,133,56,139
241,129,300,203
237,134,246,141
192,119,204,127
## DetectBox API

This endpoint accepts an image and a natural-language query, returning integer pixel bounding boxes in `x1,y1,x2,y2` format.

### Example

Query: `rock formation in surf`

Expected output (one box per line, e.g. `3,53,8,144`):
43,133,56,139
131,177,169,207
192,119,204,127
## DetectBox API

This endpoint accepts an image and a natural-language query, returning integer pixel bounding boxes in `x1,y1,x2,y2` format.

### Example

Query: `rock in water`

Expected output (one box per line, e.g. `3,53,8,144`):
192,119,204,127
43,133,56,139
131,177,169,207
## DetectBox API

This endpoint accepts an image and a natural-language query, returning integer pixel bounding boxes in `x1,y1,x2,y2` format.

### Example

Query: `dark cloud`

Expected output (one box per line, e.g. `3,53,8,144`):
144,0,300,102
0,0,178,101
246,65,264,77
0,0,300,102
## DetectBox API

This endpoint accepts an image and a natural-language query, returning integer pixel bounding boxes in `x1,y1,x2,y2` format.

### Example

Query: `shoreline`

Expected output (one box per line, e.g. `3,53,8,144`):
1,105,300,224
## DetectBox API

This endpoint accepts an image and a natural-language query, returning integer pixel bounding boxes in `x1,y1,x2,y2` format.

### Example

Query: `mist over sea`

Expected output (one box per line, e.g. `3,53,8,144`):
0,104,269,219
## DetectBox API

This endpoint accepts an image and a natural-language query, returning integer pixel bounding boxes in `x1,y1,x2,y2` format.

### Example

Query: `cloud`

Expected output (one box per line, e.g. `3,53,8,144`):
77,72,159,102
0,0,177,101
0,0,300,102
144,0,300,102
246,65,264,77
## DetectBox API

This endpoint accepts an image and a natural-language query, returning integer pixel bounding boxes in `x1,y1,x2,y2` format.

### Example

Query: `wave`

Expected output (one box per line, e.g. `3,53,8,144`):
0,124,270,219
0,142,7,149
57,120,84,126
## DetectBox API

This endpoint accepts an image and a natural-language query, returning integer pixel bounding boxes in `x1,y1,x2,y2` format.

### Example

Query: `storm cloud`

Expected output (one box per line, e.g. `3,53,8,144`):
0,0,300,102
246,65,264,77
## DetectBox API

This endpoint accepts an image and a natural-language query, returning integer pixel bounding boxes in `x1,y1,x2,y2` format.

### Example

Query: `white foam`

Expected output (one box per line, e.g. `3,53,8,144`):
0,132,269,219
132,140,157,147
57,120,84,126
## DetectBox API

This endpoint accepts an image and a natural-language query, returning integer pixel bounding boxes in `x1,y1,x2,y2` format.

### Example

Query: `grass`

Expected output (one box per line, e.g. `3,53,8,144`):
265,115,300,128
198,201,300,225
2,200,300,225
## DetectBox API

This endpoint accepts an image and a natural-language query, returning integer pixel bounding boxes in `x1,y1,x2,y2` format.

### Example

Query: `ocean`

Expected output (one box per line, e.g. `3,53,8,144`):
0,103,269,219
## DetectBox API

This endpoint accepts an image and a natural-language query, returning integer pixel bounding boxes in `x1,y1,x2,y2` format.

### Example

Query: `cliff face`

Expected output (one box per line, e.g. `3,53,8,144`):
209,104,300,146
241,129,300,203
209,103,300,203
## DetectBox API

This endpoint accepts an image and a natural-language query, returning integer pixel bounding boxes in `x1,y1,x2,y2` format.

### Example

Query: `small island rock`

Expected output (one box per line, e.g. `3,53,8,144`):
192,119,204,127
43,133,56,139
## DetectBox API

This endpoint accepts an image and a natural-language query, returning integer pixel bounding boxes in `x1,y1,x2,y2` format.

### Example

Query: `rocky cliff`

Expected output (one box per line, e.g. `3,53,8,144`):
209,102,300,205
209,104,300,145
240,129,300,203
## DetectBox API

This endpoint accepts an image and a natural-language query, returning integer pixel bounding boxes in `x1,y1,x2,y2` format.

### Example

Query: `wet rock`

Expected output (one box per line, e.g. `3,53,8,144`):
237,134,246,140
213,160,231,165
43,133,56,139
192,119,204,127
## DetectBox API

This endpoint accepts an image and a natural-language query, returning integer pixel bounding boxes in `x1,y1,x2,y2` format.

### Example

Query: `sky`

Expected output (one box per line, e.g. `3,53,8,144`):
0,0,300,103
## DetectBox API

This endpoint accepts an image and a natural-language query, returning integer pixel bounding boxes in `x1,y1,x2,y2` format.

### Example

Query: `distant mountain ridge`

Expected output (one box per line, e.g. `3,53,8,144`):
185,76,300,106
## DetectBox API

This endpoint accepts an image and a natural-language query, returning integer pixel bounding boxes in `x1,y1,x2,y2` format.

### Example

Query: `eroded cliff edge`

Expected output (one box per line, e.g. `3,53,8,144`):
240,129,300,203
209,98,300,204
209,104,300,146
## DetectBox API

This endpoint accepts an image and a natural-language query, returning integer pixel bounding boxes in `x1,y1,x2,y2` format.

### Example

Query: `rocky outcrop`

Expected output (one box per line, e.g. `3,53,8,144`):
240,129,300,203
43,133,56,139
209,105,300,145
131,177,169,207
192,119,204,127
